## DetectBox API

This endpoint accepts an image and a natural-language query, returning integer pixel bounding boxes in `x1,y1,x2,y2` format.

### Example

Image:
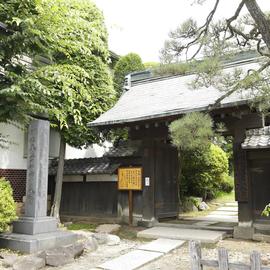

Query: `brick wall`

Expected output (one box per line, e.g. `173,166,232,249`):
0,169,26,202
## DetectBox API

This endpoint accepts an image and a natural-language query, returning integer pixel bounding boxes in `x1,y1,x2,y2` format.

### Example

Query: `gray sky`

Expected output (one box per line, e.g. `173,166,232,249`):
94,0,270,62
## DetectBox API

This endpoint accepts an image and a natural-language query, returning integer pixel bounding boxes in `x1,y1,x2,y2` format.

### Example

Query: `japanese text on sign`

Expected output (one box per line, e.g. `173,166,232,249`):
118,167,142,190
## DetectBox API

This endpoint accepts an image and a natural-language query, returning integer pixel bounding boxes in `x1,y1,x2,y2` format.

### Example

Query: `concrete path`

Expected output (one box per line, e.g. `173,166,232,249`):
137,227,225,243
97,238,185,270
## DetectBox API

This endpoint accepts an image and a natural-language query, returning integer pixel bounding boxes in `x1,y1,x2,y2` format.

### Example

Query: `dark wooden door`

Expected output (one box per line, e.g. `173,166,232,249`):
250,159,270,221
154,142,179,219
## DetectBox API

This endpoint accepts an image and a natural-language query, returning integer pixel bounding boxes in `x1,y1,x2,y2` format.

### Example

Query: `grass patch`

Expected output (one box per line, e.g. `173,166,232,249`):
212,191,235,204
66,223,97,232
116,225,151,242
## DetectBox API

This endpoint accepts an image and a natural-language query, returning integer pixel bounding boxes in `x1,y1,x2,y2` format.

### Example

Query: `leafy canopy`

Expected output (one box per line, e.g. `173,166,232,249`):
169,112,214,151
113,53,145,97
0,0,115,147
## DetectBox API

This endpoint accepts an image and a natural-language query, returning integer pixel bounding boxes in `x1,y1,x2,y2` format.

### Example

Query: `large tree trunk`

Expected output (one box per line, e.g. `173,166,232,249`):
50,136,66,222
245,0,270,51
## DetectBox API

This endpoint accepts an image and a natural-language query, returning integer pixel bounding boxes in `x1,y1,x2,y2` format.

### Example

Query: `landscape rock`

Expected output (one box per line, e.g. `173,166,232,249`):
198,202,210,211
45,247,74,267
93,233,109,245
13,256,45,270
95,224,121,234
83,236,99,251
107,234,121,246
65,242,85,258
1,254,19,268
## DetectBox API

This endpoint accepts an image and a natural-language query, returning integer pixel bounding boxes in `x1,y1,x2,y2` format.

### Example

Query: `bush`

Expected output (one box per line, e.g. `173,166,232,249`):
181,144,230,200
0,178,17,232
219,175,234,193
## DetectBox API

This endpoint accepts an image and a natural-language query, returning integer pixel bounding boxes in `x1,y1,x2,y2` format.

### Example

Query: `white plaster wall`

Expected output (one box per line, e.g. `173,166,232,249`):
65,141,112,159
86,174,117,182
0,122,111,170
0,123,27,170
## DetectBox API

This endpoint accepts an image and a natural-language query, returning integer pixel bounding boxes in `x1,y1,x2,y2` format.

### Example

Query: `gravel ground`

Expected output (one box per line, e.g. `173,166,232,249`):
140,238,270,270
1,234,270,270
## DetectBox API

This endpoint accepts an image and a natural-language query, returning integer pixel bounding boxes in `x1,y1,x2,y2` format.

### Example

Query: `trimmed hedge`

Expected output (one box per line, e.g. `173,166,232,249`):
0,178,17,232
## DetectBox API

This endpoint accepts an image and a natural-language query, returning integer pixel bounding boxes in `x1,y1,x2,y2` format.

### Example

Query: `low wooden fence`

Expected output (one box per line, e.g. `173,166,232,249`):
189,240,270,270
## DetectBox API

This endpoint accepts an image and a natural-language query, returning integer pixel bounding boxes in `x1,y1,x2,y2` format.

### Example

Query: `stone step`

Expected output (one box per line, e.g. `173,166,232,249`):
157,222,234,233
137,227,226,243
98,250,163,270
138,238,185,253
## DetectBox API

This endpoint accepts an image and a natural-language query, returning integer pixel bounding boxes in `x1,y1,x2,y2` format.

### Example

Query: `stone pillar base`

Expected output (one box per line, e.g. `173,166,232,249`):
138,218,157,228
0,230,76,254
13,217,57,235
233,225,255,240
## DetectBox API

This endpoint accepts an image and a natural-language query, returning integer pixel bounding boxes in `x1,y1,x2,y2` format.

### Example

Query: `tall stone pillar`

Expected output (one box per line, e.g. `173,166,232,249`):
13,119,57,234
0,118,76,253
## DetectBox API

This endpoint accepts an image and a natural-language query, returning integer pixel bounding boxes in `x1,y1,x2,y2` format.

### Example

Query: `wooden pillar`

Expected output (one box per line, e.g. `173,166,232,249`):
233,125,254,239
140,139,156,227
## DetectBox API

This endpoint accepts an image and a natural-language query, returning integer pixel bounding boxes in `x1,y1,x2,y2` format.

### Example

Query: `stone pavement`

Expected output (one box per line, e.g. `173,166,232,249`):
137,227,225,243
191,201,238,223
96,238,185,270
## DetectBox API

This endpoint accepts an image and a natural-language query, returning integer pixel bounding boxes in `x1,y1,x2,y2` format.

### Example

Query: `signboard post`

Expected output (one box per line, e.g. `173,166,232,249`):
118,167,142,226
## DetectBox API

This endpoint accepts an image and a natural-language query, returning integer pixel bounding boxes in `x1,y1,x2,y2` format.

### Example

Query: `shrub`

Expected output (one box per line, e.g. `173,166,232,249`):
219,175,234,193
0,178,17,232
181,144,230,200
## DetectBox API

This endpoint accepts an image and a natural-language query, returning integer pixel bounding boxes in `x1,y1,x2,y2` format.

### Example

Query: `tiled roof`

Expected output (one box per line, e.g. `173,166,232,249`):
242,126,270,149
49,158,120,176
90,60,259,127
105,141,141,157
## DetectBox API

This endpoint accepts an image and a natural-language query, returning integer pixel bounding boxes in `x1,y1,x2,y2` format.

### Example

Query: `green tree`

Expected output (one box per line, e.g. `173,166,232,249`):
0,0,115,220
169,112,214,202
181,144,231,200
160,1,270,115
113,53,145,97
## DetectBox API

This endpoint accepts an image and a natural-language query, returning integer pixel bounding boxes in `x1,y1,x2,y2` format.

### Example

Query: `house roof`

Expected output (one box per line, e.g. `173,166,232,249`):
90,59,259,127
105,140,141,157
242,127,270,149
49,157,120,176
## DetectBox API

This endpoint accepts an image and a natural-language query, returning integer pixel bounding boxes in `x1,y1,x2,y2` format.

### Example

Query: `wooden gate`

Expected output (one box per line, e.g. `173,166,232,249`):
249,158,270,221
154,142,179,219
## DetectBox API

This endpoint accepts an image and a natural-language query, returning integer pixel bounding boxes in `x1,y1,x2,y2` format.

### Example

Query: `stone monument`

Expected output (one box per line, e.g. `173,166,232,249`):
0,118,76,253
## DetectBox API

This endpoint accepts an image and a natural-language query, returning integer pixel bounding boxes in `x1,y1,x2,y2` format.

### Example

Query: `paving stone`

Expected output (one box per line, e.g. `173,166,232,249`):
138,238,185,253
210,210,238,216
137,227,226,243
99,250,162,270
217,206,238,212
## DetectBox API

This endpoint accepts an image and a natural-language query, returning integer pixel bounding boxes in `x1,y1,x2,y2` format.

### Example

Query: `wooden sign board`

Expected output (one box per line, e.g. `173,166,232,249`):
118,167,142,191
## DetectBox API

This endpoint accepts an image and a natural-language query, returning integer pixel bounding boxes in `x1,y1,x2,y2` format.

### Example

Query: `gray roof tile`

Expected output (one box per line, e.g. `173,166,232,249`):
49,158,120,175
242,127,270,149
90,61,258,127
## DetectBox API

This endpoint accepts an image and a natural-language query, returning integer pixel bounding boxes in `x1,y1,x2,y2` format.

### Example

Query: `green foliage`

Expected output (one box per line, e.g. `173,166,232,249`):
169,112,213,151
113,53,145,97
181,144,230,200
1,0,115,148
67,223,97,232
0,178,17,232
144,62,159,69
153,62,194,77
262,203,270,217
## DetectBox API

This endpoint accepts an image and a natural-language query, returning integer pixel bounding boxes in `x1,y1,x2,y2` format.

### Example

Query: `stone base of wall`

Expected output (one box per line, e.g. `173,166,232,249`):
0,169,26,202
